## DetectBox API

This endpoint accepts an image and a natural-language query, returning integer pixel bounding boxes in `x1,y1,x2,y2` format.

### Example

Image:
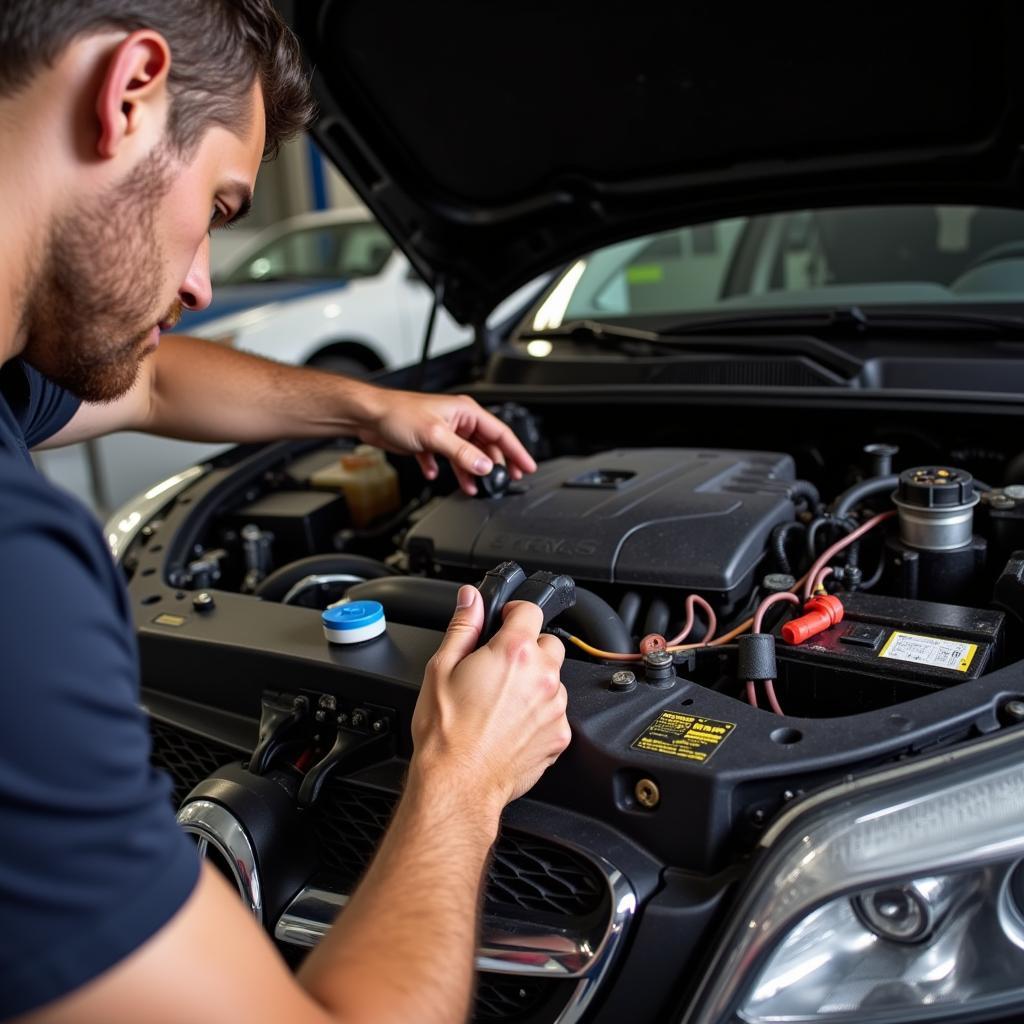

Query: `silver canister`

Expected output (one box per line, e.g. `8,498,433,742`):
891,466,979,552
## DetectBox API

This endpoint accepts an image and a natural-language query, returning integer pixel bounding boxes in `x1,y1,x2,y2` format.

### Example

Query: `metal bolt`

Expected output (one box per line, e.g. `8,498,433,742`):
1005,485,1024,500
318,694,337,712
371,718,388,734
782,789,796,802
192,591,214,611
635,778,660,809
751,809,767,826
644,649,675,688
1002,699,1024,724
609,670,637,693
990,493,1016,510
351,711,367,729
336,712,349,726
314,710,327,723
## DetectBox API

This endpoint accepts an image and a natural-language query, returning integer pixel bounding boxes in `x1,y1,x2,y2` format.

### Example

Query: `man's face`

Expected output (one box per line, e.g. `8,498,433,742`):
21,88,265,403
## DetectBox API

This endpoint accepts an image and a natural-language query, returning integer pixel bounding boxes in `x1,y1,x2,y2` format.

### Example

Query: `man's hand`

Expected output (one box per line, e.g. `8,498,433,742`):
42,339,539,496
355,389,537,495
411,585,571,809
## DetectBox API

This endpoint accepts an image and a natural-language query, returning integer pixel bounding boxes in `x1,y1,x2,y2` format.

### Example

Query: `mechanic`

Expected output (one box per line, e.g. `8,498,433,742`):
0,3,571,1022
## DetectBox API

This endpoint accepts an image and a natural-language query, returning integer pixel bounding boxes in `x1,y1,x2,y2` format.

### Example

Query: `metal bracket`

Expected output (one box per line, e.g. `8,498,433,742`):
297,704,394,807
250,691,310,776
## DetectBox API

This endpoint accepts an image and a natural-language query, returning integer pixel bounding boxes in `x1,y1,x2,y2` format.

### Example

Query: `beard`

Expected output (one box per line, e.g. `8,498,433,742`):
21,147,180,403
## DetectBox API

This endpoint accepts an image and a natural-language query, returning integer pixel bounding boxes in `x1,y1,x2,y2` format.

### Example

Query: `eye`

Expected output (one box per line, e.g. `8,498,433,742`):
209,204,231,231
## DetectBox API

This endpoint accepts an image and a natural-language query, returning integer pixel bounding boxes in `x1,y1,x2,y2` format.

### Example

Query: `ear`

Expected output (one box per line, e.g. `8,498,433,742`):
95,30,171,160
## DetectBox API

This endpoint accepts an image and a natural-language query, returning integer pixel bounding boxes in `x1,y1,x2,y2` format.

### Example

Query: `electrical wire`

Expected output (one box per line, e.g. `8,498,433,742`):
563,510,895,662
666,594,718,646
748,591,802,715
803,510,895,600
811,566,834,594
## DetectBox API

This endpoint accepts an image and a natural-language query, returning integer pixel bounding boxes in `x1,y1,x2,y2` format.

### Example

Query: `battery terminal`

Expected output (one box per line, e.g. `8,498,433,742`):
781,594,845,645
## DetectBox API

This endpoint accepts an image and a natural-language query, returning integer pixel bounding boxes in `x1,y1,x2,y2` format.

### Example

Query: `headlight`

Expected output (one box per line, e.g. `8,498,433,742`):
684,726,1024,1024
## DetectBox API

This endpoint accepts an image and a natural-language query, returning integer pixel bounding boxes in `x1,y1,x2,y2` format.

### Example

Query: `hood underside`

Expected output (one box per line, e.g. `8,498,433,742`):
283,0,1024,324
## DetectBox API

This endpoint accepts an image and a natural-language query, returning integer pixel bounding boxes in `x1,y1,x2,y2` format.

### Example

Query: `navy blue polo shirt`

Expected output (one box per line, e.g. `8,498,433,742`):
0,359,198,1019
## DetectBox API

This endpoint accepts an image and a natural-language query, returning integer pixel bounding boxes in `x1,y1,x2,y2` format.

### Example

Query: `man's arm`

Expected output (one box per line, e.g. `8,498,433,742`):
40,334,535,493
24,591,570,1024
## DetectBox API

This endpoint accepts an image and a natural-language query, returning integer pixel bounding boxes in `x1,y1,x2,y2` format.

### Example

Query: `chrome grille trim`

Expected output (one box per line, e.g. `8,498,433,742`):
275,850,635,1024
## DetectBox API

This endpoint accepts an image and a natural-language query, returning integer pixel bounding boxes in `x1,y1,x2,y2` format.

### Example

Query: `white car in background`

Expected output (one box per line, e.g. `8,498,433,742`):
188,206,469,375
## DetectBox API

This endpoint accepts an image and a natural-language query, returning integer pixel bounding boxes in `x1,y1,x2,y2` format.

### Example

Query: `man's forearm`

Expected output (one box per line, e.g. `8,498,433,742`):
297,769,500,1024
145,335,378,442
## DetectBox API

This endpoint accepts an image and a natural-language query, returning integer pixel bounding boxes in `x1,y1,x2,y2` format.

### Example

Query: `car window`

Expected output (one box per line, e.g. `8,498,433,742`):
219,221,394,284
532,205,1024,328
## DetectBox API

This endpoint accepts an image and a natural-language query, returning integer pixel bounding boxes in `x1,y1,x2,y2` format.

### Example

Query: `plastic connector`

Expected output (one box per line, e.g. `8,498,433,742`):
780,594,844,645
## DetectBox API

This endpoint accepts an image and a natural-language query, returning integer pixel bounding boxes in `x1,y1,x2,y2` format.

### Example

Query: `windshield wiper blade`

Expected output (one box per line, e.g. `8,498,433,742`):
657,306,1024,338
525,319,664,344
522,318,864,378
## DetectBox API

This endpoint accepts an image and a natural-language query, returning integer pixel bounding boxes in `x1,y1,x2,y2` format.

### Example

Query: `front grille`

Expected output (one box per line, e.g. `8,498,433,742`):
312,779,606,918
149,718,240,807
475,975,552,1021
151,725,606,920
150,722,593,1023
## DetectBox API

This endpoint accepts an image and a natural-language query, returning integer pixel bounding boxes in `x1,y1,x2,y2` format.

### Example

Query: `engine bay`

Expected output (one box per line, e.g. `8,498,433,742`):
132,405,1024,724
119,391,1024,1023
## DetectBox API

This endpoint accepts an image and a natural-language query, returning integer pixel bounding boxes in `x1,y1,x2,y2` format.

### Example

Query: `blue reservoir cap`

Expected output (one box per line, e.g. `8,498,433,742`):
322,600,385,631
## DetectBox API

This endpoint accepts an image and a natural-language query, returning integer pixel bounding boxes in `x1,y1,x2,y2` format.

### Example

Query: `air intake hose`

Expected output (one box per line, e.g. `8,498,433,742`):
344,577,635,654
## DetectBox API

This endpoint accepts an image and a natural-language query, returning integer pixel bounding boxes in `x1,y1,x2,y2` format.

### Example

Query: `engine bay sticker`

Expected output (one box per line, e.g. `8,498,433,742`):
879,631,977,673
632,711,736,763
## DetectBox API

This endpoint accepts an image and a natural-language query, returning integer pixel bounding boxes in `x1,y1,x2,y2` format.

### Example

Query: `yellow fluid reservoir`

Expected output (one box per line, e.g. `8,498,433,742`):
310,445,400,527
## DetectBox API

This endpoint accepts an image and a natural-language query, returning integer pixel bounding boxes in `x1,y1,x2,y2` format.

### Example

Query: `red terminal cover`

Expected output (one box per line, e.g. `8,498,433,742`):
780,595,844,645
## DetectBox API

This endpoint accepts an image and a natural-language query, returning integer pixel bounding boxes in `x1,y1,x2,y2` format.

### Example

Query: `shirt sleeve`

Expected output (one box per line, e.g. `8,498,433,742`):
0,472,198,1020
18,360,82,448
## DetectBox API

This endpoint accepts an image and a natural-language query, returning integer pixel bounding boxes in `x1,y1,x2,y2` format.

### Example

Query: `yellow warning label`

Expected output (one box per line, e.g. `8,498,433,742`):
879,631,977,673
631,711,736,764
152,613,187,627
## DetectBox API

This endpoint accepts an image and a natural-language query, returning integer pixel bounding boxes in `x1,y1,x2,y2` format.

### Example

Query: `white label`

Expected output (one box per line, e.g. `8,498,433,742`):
879,631,977,673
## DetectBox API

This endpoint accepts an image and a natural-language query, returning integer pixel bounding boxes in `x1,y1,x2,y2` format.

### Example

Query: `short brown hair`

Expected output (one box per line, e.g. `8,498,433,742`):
0,0,313,158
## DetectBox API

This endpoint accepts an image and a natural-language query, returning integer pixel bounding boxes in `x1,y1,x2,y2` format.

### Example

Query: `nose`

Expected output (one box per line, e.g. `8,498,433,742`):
178,235,213,312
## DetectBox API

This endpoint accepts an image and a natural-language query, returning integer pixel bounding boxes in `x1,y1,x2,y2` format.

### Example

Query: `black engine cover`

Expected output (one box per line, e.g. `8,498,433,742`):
404,448,796,600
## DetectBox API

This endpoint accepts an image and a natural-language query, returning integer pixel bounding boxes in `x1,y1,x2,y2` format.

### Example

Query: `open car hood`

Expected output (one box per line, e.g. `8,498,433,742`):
283,0,1024,325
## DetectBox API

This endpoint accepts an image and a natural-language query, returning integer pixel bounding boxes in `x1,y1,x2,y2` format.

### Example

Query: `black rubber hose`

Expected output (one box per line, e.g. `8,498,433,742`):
342,577,460,626
831,474,899,518
255,554,397,602
573,588,634,653
344,577,635,654
788,480,821,513
770,521,806,575
643,598,670,639
806,514,862,567
617,590,642,636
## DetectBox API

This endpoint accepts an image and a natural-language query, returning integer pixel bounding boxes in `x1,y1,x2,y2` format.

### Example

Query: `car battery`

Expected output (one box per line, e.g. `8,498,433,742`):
771,591,1004,715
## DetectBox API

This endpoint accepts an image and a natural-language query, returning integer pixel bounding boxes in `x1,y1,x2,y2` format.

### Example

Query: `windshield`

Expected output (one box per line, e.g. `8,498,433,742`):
528,205,1024,329
217,220,394,285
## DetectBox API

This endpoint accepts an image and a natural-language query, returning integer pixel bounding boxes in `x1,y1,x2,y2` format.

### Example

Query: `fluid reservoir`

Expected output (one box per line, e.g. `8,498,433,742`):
886,466,986,604
310,445,400,528
891,466,979,551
